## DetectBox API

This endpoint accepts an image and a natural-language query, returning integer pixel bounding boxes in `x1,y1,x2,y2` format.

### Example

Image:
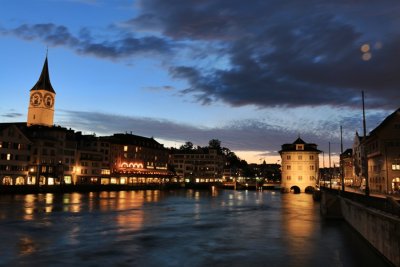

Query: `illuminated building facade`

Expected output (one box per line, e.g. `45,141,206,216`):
170,148,225,183
100,133,173,184
352,132,366,187
25,125,77,185
280,137,320,193
75,133,110,184
340,148,354,186
363,108,400,194
0,56,174,187
0,124,31,185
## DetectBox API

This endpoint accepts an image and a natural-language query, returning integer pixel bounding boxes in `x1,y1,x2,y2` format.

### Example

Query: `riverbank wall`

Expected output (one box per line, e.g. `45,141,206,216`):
321,190,400,267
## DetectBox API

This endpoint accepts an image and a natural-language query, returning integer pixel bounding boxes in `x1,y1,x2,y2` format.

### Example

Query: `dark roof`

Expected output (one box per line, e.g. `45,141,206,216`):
31,57,55,93
0,122,27,132
101,133,164,149
341,148,353,157
279,137,320,153
293,137,306,144
369,108,400,136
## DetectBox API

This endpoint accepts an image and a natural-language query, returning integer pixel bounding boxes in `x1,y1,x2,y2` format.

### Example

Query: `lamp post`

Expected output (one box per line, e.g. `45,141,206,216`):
340,125,345,192
362,91,370,196
329,142,332,189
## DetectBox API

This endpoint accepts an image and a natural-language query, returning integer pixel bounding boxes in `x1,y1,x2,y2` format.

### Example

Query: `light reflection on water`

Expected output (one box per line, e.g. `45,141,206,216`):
0,190,391,267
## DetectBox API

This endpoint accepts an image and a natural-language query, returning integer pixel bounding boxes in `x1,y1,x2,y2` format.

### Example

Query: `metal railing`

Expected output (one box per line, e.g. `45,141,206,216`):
322,187,400,217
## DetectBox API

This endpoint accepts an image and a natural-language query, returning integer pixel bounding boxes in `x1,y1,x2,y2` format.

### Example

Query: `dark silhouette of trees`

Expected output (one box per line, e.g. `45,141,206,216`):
180,141,194,151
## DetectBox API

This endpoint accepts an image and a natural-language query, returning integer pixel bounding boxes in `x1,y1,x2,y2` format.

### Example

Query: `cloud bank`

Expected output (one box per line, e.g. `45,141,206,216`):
2,0,399,110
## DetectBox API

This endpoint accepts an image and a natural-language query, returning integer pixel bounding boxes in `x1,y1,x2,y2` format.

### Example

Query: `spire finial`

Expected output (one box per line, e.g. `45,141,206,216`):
46,46,48,58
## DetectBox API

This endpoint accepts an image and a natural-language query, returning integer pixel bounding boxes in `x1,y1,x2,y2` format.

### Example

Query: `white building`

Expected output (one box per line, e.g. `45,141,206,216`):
280,137,320,193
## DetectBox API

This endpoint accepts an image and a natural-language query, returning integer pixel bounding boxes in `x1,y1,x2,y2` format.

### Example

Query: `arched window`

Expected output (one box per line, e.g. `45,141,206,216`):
392,177,400,192
2,176,13,185
39,176,46,185
15,177,25,185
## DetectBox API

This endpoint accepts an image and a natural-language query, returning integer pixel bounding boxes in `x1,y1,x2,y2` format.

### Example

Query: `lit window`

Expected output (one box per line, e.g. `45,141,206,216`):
101,169,111,175
124,146,128,152
64,176,72,184
6,154,11,160
392,164,400,170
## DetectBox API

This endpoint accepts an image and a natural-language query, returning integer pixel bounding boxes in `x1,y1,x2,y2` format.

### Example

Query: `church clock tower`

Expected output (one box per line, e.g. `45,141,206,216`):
27,56,56,127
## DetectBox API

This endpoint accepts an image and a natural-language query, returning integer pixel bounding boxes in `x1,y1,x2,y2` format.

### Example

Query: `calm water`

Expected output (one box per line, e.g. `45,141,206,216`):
0,189,390,267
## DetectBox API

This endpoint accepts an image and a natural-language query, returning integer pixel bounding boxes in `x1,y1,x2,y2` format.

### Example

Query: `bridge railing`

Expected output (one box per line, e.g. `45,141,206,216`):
321,187,400,217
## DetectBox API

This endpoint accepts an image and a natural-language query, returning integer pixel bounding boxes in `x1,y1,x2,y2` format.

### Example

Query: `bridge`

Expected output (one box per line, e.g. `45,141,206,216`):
319,187,400,266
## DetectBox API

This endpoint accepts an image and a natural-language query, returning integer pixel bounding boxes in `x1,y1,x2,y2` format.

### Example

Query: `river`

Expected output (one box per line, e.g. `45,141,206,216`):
0,189,391,266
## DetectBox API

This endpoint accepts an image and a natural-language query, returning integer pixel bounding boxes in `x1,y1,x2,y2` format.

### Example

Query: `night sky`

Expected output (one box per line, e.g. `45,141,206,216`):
0,0,398,164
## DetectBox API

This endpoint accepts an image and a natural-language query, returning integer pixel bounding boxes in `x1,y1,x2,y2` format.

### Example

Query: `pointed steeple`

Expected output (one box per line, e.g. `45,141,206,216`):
30,56,55,93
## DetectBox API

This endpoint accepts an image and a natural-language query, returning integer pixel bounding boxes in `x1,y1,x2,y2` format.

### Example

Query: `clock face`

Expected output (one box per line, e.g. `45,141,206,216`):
44,93,54,108
30,92,42,106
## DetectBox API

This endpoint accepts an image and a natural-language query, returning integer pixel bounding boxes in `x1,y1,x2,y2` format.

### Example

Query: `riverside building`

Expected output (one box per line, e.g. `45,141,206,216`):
363,108,400,194
170,147,225,183
0,56,174,187
280,137,320,193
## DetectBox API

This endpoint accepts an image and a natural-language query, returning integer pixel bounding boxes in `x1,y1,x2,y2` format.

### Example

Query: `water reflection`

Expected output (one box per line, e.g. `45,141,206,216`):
0,190,391,267
281,194,317,266
18,236,36,256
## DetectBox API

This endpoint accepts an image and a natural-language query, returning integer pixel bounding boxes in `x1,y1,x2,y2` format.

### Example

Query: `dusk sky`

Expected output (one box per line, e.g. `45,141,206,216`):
0,0,399,164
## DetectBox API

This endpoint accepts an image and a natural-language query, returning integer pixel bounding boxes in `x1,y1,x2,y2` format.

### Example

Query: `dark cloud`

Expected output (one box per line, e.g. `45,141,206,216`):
57,109,389,157
1,112,23,118
131,0,400,110
2,23,172,59
3,0,399,110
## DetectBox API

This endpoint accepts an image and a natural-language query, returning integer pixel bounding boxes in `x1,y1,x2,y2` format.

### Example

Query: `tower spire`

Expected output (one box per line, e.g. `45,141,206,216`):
30,56,55,93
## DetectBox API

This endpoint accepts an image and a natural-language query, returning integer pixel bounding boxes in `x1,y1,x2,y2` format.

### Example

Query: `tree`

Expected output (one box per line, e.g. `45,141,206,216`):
180,141,194,151
208,139,221,150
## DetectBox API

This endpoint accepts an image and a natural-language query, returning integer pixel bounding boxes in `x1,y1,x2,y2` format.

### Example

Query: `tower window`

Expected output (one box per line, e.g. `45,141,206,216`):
296,145,304,150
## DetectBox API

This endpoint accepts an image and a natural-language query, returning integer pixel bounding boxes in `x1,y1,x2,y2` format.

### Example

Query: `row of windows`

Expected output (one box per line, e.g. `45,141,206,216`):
0,142,29,150
0,128,22,138
173,159,220,164
369,164,400,171
80,161,100,167
286,155,315,160
0,165,26,171
174,155,217,159
0,153,30,161
80,168,101,175
184,166,216,171
286,176,315,181
286,165,315,170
